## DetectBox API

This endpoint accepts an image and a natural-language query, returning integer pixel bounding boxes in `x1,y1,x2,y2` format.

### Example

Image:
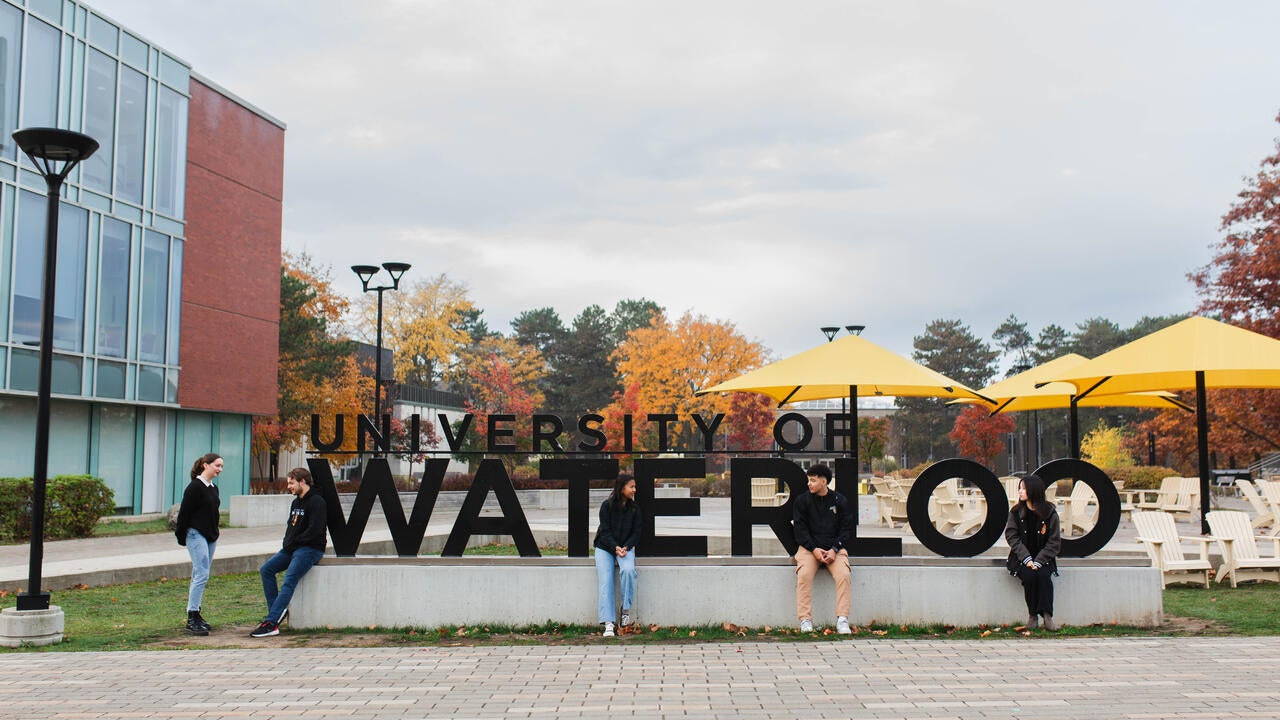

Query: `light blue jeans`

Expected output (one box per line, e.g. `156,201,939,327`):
260,547,324,623
594,547,637,624
186,529,215,612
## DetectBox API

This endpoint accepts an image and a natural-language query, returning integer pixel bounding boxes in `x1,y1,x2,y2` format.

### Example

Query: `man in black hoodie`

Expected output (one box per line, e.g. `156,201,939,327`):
792,463,854,634
250,467,327,638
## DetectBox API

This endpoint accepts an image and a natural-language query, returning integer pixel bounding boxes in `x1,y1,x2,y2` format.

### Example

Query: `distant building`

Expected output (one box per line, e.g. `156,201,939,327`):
0,0,283,512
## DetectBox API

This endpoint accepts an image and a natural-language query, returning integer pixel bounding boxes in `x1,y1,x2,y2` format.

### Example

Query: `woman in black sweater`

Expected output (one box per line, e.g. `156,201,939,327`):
174,452,223,635
1005,474,1062,631
593,477,642,637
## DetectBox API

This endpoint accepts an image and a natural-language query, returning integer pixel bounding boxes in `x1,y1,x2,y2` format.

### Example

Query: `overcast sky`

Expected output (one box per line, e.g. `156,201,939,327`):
88,1,1280,367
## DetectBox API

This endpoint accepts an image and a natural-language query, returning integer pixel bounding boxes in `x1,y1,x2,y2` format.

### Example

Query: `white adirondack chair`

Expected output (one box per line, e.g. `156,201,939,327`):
1135,477,1181,512
1057,481,1098,536
874,479,909,528
1237,479,1277,530
1253,480,1280,532
1131,510,1212,588
1205,510,1280,588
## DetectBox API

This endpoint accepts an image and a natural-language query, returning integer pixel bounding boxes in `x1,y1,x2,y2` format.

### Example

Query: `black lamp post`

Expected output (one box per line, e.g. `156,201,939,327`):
11,128,98,612
351,262,411,424
1013,361,1033,473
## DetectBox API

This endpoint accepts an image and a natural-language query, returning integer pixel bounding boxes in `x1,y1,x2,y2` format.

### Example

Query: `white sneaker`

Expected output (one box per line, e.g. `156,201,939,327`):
836,616,851,635
799,619,814,632
602,622,616,637
620,609,632,628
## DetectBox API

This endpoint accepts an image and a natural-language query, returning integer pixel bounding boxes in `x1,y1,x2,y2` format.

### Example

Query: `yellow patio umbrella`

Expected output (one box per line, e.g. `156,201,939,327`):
698,333,990,488
1048,316,1280,533
953,353,1189,459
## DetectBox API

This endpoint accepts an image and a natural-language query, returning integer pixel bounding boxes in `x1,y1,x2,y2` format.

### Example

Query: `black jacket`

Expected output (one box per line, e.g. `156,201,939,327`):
175,478,220,545
593,498,642,553
281,491,328,553
792,489,854,553
1004,503,1061,575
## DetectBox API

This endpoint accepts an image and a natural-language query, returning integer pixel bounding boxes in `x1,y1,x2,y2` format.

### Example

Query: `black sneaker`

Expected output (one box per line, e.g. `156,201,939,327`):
249,621,279,638
185,615,209,637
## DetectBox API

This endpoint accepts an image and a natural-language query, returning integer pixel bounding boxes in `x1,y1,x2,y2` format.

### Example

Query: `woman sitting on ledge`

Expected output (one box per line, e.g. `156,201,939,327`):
1005,474,1062,631
594,477,642,638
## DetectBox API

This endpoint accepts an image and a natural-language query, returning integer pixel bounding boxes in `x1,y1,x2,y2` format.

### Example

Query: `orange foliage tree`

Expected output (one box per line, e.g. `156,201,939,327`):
601,311,770,458
458,344,546,472
1188,110,1280,465
948,405,1016,470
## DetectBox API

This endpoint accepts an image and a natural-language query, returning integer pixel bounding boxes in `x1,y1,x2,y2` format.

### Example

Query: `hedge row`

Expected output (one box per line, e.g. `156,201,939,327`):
0,475,115,543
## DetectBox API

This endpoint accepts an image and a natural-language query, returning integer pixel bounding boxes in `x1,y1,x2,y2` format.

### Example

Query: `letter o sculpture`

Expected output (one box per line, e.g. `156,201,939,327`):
1032,458,1121,558
906,459,1008,557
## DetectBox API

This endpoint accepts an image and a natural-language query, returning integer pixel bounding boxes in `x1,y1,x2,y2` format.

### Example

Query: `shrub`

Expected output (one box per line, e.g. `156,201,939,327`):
1102,465,1182,491
0,475,114,541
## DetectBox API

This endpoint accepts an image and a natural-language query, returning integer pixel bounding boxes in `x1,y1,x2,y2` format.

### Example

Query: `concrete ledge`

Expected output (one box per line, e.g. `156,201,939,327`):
291,556,1162,629
230,495,295,527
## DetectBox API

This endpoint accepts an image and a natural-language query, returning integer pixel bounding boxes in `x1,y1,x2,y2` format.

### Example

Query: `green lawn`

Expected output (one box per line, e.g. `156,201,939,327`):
3,556,1278,652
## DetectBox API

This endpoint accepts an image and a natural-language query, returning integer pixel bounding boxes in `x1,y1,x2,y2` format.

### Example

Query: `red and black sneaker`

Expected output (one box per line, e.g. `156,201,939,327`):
249,620,279,638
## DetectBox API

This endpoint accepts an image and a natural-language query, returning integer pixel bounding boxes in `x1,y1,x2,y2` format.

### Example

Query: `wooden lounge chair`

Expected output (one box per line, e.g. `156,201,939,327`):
930,478,985,535
1253,480,1280,532
1131,510,1212,588
1237,479,1277,530
874,479,909,528
750,477,784,507
1135,476,1181,512
1057,480,1098,536
1206,510,1280,587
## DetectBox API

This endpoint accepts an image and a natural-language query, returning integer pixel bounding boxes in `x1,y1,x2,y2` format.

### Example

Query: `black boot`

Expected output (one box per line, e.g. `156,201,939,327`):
193,609,212,632
186,610,209,636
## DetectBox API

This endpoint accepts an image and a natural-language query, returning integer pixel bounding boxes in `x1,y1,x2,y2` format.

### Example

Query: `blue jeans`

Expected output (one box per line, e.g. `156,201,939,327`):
259,547,323,623
186,529,215,612
594,547,637,624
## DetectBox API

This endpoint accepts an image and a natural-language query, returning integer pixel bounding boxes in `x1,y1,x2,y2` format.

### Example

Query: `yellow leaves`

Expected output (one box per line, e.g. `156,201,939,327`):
354,273,476,387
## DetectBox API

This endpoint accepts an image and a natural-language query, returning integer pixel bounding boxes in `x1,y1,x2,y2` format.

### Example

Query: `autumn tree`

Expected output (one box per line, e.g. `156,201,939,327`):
351,273,476,389
252,253,370,477
457,343,547,472
1190,110,1280,464
948,405,1015,470
602,310,768,454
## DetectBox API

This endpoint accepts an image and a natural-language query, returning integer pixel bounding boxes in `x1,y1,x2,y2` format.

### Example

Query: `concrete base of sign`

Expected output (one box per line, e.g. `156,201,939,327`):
0,605,65,647
290,557,1161,629
230,494,295,527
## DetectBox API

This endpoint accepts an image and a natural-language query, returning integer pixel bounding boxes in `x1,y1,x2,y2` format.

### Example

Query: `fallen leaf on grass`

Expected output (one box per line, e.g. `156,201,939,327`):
822,628,832,636
648,624,661,632
871,630,887,636
721,622,739,632
688,630,697,637
980,630,992,637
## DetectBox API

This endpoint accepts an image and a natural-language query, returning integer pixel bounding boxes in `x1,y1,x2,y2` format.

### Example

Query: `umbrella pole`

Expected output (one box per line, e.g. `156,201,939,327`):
1069,398,1080,460
849,384,860,508
1197,371,1210,535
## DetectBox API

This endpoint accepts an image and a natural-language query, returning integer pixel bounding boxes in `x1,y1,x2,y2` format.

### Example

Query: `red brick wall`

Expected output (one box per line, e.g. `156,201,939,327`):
177,78,283,415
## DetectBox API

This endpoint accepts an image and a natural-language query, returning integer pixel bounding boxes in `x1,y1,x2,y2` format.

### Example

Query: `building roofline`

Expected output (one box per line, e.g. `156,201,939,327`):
191,71,287,130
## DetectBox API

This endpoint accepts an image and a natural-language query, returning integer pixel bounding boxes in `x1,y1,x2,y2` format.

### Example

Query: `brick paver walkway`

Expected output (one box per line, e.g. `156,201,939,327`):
2,638,1278,719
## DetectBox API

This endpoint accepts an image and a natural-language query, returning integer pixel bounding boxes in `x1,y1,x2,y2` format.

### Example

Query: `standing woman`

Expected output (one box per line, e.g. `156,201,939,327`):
593,477,642,638
1005,474,1062,631
175,452,223,636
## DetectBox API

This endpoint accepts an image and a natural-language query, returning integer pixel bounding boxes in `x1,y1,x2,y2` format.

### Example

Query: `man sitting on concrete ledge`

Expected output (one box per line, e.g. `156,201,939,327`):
792,463,853,634
251,467,327,638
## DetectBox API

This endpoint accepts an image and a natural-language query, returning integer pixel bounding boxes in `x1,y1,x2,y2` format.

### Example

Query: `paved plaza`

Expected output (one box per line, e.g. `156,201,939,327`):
2,638,1279,719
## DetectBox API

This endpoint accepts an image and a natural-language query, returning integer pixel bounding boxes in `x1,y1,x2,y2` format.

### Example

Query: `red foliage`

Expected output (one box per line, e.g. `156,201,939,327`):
949,405,1015,469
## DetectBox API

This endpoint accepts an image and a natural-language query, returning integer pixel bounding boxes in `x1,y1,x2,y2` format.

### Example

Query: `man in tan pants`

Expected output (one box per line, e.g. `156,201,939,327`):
792,463,853,634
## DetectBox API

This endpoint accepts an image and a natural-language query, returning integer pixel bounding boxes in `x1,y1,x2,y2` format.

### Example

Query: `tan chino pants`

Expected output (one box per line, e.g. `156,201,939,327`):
795,547,851,621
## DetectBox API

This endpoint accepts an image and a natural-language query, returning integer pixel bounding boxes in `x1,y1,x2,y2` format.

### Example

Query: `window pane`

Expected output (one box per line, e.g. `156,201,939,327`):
87,14,118,52
96,218,130,357
9,347,36,390
21,18,59,128
139,230,168,362
97,404,136,508
115,66,145,203
48,400,89,476
96,359,125,398
153,87,186,218
137,364,163,401
52,353,80,394
120,32,147,70
11,190,43,345
54,203,88,352
82,49,116,193
166,238,181,363
0,3,21,161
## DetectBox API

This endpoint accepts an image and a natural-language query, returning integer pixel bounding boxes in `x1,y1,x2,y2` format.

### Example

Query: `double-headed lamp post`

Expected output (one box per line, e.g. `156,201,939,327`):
819,325,865,453
351,262,411,424
11,129,98,616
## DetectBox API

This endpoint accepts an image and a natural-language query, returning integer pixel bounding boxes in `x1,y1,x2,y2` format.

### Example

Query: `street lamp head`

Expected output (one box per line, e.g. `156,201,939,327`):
820,326,840,342
382,261,411,288
12,127,98,182
351,264,380,291
846,325,865,336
